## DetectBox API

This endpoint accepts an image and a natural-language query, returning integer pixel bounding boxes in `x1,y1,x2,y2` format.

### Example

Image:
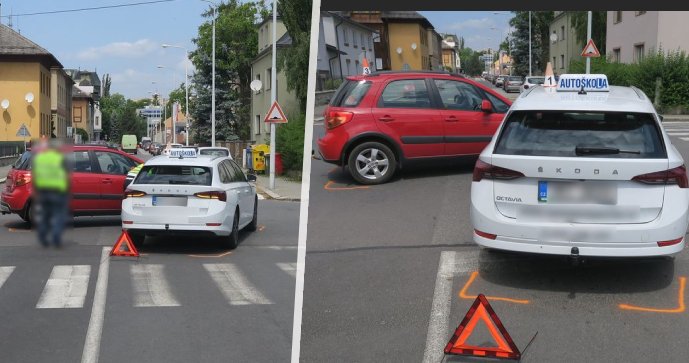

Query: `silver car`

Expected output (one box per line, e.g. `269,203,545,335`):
503,76,523,93
519,76,545,93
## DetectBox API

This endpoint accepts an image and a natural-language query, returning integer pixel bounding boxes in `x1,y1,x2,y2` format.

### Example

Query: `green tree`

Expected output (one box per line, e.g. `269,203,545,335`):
509,11,553,76
100,93,146,142
102,74,111,97
277,0,311,110
191,0,267,143
570,11,606,55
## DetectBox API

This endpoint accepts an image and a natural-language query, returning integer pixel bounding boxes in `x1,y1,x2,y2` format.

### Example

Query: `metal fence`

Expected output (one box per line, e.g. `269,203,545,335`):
215,140,253,162
0,141,25,158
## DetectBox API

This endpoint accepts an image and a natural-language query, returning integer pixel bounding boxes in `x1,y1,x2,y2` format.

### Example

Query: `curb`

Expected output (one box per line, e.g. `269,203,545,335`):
255,184,301,202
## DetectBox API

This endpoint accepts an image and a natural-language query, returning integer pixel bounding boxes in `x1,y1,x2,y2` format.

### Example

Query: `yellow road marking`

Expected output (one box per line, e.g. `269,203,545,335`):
459,271,530,305
619,276,686,313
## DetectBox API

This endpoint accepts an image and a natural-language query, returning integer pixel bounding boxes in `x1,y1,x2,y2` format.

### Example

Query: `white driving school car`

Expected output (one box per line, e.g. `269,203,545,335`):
121,148,258,249
471,74,689,257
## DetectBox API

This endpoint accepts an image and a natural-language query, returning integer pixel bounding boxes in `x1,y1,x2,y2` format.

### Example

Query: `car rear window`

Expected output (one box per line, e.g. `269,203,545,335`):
494,111,666,158
135,165,212,185
199,149,229,157
527,77,545,84
13,151,32,170
509,77,522,82
330,79,371,107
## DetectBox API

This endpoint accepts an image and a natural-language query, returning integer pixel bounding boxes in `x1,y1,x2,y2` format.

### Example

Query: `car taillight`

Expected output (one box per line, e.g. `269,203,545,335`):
194,191,227,202
657,237,683,247
472,159,525,182
475,229,497,240
14,173,31,187
325,110,354,130
124,189,147,198
632,165,688,188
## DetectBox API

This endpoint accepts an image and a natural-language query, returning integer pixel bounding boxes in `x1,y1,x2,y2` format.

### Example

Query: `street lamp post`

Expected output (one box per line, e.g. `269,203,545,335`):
201,0,217,147
269,0,277,190
162,44,191,146
529,11,532,76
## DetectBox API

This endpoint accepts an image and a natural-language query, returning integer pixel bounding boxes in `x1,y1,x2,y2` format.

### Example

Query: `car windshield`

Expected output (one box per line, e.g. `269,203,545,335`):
135,165,212,185
330,79,371,107
199,149,229,157
494,111,666,158
13,151,32,170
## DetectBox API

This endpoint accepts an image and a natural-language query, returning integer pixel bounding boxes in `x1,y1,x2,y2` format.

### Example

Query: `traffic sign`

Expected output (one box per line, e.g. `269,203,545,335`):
444,294,521,360
264,101,288,124
110,230,139,257
16,123,31,137
581,39,601,58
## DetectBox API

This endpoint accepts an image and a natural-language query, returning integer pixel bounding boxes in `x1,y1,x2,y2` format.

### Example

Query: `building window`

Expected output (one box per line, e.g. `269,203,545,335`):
373,34,380,43
73,107,82,123
614,11,623,24
553,57,557,69
343,28,349,46
612,48,621,62
361,33,365,50
353,30,358,48
560,26,565,41
634,43,645,63
255,115,261,135
266,68,272,90
636,11,646,16
560,55,565,69
355,60,360,74
346,59,352,75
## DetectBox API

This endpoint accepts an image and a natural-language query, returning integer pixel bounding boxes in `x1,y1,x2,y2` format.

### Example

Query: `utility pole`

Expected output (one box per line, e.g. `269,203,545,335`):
269,0,277,190
586,11,592,74
528,11,532,76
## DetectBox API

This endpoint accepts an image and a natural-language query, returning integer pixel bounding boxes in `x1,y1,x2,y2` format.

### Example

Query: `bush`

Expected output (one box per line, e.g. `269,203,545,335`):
276,113,305,178
324,78,343,90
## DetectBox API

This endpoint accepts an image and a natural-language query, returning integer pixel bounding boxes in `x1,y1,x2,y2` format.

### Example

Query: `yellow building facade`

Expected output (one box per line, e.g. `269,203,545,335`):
388,22,430,71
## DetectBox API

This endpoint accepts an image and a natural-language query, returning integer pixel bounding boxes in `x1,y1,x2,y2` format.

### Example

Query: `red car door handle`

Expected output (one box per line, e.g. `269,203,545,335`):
445,116,459,122
102,178,113,184
378,116,394,122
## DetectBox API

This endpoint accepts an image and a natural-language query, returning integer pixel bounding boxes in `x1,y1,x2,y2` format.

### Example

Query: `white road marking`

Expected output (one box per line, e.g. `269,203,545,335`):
0,266,15,290
81,247,111,363
667,132,689,136
204,263,273,305
423,251,457,363
258,194,266,200
277,262,297,278
253,245,297,250
36,265,91,309
130,264,180,307
680,137,689,142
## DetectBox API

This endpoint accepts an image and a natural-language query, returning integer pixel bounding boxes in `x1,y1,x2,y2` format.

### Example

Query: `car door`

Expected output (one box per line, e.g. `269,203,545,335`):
432,79,504,155
225,160,253,225
370,78,443,158
68,150,102,212
93,150,137,211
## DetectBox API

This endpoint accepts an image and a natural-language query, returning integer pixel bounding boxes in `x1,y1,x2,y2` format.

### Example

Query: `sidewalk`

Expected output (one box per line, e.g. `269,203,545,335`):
253,173,302,201
662,115,689,121
0,164,12,183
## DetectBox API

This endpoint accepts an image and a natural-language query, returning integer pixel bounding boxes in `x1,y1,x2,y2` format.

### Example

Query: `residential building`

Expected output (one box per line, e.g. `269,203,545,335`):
346,11,442,71
163,103,188,144
250,16,299,145
607,11,689,63
317,11,377,89
0,24,72,144
441,34,461,73
66,69,101,141
549,11,584,74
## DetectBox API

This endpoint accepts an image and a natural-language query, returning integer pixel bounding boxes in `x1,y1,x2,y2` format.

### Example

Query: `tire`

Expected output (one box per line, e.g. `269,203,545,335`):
224,209,240,249
246,196,258,232
129,233,145,249
347,141,397,185
20,202,35,225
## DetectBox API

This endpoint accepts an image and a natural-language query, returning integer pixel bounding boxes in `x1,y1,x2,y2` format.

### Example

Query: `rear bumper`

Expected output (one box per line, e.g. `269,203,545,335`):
123,223,232,236
1,189,29,215
317,133,346,165
471,183,689,257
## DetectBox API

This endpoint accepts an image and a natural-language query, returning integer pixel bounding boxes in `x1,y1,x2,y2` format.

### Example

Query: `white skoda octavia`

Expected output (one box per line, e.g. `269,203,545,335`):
122,148,258,249
471,74,689,257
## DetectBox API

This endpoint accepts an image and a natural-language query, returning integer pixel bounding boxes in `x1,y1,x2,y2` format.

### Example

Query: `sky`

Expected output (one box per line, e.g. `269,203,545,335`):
420,11,513,52
0,0,209,100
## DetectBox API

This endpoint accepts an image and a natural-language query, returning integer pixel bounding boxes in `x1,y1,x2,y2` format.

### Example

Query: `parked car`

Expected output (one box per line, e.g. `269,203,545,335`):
519,76,546,93
121,134,138,155
494,76,506,88
503,76,524,93
162,143,184,156
148,142,162,155
0,145,144,224
197,147,232,159
317,71,512,185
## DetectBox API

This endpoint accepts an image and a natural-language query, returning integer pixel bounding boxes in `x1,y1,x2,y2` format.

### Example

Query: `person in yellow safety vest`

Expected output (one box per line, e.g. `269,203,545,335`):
32,139,69,248
125,163,144,189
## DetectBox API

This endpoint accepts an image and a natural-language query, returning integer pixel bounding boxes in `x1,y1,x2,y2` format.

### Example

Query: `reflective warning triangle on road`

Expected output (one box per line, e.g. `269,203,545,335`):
581,38,601,57
110,230,139,257
264,101,288,124
444,294,521,360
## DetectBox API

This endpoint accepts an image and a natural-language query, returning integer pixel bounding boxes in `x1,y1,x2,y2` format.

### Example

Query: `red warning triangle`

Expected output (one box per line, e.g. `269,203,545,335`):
444,294,521,360
110,230,140,257
581,39,601,57
264,101,288,124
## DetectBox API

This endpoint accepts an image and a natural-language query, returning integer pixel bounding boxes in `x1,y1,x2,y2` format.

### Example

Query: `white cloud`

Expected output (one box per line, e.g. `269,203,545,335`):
76,39,158,61
447,18,497,32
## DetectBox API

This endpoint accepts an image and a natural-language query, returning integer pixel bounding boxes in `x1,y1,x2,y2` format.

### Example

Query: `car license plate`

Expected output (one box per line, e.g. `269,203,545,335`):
547,181,617,205
152,196,187,207
538,181,548,203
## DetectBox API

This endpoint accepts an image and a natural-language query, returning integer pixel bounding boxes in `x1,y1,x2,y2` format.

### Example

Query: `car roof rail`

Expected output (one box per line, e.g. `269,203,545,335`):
520,85,539,98
366,70,465,78
630,86,647,100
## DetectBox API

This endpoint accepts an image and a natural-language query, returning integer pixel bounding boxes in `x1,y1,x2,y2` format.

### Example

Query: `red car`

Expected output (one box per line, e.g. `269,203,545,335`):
318,71,513,184
1,145,143,224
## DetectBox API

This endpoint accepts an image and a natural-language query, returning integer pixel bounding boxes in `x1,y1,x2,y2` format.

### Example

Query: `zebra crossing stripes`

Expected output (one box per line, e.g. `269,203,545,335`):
0,266,15,290
130,264,181,307
277,263,297,277
36,265,91,309
204,263,273,305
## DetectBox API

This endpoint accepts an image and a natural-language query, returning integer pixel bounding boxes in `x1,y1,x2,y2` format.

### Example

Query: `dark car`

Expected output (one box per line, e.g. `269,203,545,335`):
317,71,512,185
0,145,143,224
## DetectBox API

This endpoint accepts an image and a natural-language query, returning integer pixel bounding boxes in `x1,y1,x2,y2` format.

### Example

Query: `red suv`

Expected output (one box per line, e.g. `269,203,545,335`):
1,145,143,224
318,72,512,184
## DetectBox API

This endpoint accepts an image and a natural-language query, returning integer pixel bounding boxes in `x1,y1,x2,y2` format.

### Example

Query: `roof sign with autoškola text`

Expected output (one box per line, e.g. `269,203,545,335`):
556,74,609,92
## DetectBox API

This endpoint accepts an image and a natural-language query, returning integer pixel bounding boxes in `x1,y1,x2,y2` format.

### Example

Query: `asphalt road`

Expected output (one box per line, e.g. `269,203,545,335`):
302,103,689,362
0,149,298,362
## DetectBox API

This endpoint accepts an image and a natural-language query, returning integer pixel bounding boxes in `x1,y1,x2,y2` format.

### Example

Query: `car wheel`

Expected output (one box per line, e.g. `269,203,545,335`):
347,141,397,185
20,202,34,225
247,196,258,232
224,209,240,249
129,233,145,249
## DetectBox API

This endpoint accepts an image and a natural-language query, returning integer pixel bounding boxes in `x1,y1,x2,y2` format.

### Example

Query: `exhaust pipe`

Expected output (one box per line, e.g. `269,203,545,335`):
569,247,581,266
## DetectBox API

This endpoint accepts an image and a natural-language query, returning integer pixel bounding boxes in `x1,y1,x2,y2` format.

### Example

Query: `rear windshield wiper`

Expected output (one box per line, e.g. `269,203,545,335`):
575,146,641,156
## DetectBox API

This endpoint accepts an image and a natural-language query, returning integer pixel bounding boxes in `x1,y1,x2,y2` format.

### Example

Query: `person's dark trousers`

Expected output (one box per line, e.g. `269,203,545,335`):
35,190,68,247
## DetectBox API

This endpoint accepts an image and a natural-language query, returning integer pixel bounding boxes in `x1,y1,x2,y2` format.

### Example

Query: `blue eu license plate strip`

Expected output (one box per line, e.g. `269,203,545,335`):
538,181,548,203
152,196,157,206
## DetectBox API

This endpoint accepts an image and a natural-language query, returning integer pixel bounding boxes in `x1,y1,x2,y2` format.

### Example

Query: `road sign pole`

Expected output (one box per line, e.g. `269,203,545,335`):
269,0,277,190
586,11,592,74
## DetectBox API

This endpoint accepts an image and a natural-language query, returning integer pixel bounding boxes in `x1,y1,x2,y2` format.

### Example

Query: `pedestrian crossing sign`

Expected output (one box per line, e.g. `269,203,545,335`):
16,123,31,137
264,101,288,124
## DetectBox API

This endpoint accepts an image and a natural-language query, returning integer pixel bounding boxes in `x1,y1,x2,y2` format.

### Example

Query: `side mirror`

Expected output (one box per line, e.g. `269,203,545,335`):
247,173,257,182
481,100,493,113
